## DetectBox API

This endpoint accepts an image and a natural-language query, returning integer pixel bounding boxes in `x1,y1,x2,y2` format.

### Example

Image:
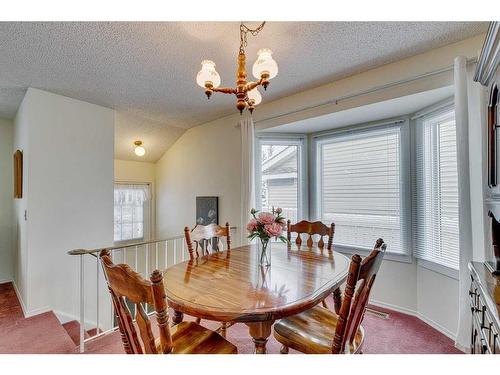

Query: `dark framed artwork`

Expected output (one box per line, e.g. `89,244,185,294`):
196,196,219,226
13,150,23,199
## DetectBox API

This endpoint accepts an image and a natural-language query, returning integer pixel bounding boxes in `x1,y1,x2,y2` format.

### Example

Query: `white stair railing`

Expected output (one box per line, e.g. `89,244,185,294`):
67,228,236,353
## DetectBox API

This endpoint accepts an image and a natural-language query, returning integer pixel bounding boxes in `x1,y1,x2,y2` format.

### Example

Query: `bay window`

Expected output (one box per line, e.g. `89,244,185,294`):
313,121,409,255
254,103,458,271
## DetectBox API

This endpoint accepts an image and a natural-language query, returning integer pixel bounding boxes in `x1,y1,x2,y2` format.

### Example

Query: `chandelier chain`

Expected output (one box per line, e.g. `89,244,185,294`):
239,21,266,55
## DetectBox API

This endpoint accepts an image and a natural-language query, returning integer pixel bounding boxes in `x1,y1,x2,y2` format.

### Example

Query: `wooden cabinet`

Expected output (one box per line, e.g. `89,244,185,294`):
469,262,500,354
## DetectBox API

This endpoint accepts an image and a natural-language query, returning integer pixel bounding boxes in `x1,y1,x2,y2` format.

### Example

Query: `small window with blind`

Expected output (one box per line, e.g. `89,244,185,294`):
114,183,151,243
314,122,408,254
414,107,459,269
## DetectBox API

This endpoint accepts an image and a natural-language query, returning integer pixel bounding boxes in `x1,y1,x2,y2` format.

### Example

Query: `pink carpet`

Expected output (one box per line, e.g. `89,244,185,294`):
0,282,462,354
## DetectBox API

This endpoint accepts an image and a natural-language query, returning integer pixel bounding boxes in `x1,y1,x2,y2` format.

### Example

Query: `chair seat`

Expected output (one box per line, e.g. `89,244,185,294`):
156,322,237,354
273,305,364,354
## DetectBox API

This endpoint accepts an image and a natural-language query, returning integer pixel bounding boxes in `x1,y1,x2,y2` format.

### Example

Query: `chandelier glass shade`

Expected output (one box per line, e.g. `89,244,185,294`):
252,48,278,80
196,60,221,89
247,87,262,106
196,22,277,114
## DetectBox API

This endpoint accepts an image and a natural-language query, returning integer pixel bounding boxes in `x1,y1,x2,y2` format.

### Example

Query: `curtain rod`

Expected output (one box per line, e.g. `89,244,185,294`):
255,57,477,125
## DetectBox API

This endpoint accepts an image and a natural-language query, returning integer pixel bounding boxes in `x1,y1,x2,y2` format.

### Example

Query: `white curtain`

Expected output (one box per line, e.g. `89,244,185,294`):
454,56,474,351
240,117,256,244
114,183,151,205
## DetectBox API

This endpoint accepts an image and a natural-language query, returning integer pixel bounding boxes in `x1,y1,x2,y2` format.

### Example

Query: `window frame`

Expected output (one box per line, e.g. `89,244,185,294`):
254,133,308,222
310,118,412,263
113,181,152,246
413,104,460,274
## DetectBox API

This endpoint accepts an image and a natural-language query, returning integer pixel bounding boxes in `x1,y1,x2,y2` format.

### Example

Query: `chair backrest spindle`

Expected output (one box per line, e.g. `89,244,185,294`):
287,220,335,249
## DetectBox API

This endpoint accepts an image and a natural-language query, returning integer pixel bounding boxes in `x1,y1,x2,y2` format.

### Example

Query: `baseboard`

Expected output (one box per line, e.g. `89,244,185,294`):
0,278,13,285
370,299,418,317
370,299,458,342
416,312,457,341
11,280,51,318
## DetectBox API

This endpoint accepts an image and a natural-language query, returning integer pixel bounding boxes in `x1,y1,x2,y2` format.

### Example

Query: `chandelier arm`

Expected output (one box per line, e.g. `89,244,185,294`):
245,79,264,92
211,87,237,95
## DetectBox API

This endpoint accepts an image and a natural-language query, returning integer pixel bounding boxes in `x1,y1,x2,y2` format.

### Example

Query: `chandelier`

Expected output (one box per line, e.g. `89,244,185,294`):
196,22,278,114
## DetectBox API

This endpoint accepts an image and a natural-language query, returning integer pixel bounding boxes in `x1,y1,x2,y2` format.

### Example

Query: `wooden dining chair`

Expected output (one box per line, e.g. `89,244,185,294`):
184,222,231,259
99,250,237,354
287,219,338,309
273,238,386,354
184,222,231,336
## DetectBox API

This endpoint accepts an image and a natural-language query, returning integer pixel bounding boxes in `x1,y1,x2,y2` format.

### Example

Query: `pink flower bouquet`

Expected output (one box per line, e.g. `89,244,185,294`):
247,207,288,244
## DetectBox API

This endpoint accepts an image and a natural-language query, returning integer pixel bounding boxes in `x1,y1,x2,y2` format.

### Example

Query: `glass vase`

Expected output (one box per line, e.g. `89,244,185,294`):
258,238,272,267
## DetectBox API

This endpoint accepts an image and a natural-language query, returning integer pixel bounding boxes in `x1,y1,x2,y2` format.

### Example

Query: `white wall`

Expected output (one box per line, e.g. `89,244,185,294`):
417,266,459,338
156,117,243,242
13,97,30,305
155,34,486,340
14,88,115,322
115,159,156,184
0,118,14,283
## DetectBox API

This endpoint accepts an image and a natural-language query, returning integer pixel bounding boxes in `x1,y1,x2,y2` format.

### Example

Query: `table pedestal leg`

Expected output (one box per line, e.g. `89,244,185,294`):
172,310,183,325
246,321,274,354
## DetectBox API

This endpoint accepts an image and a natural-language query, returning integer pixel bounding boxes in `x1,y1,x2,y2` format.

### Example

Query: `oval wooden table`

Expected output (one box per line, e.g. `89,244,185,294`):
163,243,350,353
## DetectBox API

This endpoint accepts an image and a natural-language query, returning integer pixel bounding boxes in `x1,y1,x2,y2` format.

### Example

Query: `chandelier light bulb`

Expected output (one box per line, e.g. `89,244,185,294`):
247,88,262,106
252,48,278,80
134,141,146,157
196,60,221,89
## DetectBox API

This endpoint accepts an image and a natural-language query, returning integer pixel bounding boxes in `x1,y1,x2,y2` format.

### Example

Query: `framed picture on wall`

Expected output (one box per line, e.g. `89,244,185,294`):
196,196,219,226
13,150,23,199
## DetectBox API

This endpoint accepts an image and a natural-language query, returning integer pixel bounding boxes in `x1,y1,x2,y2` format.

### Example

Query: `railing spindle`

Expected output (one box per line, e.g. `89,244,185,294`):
134,245,138,317
96,252,100,337
165,240,168,269
173,239,177,265
135,245,138,271
155,242,159,271
146,243,150,314
79,254,85,353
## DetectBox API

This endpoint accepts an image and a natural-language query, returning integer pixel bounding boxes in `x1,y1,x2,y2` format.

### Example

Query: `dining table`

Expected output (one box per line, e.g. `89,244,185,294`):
163,242,350,354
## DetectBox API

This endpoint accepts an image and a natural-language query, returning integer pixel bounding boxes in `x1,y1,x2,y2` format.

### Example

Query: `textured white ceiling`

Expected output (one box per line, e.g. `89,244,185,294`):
0,22,488,161
114,111,186,162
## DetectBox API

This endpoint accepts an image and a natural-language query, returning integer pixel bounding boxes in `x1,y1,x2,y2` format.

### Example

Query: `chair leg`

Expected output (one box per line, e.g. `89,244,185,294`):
280,345,289,354
220,322,227,338
321,299,328,308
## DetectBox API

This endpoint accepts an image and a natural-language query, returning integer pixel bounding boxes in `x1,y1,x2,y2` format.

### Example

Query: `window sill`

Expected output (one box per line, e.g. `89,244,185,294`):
417,258,459,280
334,244,413,264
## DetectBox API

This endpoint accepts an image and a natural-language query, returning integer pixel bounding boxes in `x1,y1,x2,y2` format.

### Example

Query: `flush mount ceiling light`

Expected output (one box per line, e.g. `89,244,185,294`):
134,140,145,157
196,22,278,115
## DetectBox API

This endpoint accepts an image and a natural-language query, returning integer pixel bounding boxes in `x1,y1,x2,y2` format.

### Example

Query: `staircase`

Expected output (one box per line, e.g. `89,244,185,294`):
0,282,111,354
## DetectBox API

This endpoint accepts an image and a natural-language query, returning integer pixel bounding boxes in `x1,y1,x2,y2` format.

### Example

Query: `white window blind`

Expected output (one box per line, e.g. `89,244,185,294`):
114,183,151,243
414,108,459,269
316,124,405,254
